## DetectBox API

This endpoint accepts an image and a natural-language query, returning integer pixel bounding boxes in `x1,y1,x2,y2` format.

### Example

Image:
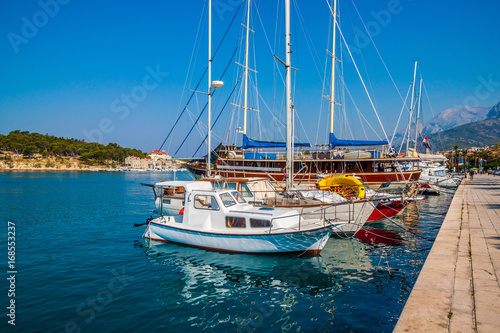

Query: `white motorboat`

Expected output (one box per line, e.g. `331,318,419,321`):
144,181,347,254
147,178,380,236
419,166,461,187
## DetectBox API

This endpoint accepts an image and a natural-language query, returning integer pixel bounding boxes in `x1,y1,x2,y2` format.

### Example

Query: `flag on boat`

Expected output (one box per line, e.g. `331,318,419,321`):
422,134,431,150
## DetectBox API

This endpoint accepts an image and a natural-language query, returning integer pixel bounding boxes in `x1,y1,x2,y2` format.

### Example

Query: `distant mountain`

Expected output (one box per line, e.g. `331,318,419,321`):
390,101,500,150
486,101,500,119
426,117,500,151
422,105,490,134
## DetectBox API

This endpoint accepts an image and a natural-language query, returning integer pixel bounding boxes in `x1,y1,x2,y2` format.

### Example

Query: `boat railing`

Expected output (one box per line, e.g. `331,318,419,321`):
266,200,363,234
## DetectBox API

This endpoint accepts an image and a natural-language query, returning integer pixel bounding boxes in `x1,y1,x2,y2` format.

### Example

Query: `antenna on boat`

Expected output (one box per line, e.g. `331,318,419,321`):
405,61,418,156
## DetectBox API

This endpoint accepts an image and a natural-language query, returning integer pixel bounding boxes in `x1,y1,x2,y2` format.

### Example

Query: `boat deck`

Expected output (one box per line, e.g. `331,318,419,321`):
394,174,500,332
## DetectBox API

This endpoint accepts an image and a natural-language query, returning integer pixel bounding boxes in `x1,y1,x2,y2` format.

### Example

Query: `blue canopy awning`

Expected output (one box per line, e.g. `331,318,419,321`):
329,133,388,148
242,134,310,149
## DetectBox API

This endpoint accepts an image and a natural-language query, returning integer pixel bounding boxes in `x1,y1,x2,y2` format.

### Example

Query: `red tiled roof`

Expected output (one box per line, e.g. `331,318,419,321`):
148,149,169,155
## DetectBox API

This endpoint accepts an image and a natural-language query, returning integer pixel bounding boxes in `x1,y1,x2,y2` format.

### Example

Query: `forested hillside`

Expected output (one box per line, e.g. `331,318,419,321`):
0,130,146,163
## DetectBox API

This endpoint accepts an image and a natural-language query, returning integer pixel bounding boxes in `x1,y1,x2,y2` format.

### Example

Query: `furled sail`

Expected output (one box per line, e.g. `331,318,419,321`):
329,133,388,148
242,135,310,149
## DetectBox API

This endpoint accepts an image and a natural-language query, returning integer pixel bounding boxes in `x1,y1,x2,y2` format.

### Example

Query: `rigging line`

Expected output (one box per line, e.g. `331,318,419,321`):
185,107,208,139
292,0,324,82
181,104,208,153
174,43,241,156
344,1,380,121
295,110,312,147
168,2,207,153
159,1,244,152
291,8,301,142
390,84,412,146
398,123,409,155
349,0,406,106
255,88,286,139
340,74,384,141
315,12,331,146
192,75,243,157
339,24,347,138
327,1,391,147
255,2,285,86
422,80,445,150
271,0,280,127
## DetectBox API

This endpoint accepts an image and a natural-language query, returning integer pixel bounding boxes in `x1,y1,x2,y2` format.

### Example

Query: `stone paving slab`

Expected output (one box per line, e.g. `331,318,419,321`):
394,174,500,332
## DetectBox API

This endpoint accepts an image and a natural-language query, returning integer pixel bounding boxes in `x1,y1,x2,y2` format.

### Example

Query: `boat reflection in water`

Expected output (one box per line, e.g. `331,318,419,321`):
355,228,404,246
135,235,391,331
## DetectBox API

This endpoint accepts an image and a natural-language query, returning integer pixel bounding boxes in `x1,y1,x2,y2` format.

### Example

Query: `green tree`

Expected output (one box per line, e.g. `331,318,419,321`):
22,145,37,157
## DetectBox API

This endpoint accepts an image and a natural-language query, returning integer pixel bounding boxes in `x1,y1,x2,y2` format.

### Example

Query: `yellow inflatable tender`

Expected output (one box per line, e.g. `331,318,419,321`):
316,175,366,199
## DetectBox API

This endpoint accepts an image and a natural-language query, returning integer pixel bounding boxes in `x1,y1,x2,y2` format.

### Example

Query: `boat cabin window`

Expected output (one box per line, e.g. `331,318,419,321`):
162,199,171,204
219,193,237,207
194,195,219,210
231,191,246,204
163,187,175,195
240,183,253,198
434,170,446,177
163,186,184,197
226,216,246,228
250,218,271,228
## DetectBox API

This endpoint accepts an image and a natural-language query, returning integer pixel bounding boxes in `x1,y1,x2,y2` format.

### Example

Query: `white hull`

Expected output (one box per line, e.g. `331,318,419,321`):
419,175,460,187
146,218,336,254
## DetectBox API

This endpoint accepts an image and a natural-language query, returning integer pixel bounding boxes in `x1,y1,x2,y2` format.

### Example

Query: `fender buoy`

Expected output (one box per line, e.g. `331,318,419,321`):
179,208,184,215
316,175,366,199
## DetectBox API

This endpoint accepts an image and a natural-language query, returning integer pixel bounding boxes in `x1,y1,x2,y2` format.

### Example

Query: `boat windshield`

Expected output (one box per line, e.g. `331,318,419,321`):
434,170,446,177
194,195,219,210
231,191,246,204
220,192,237,207
240,182,253,198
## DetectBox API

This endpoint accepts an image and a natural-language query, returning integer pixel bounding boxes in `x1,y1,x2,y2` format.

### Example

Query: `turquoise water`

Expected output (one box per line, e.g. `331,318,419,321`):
0,171,452,332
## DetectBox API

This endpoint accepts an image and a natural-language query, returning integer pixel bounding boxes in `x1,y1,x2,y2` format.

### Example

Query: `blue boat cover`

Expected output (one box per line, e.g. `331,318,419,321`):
329,133,388,148
242,134,310,149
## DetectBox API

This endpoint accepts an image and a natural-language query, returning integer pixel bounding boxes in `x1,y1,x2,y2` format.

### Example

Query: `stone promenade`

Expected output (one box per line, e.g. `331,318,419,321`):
395,174,500,332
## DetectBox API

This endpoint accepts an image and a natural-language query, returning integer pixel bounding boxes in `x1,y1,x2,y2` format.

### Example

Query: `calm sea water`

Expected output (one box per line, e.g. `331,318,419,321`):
0,171,453,332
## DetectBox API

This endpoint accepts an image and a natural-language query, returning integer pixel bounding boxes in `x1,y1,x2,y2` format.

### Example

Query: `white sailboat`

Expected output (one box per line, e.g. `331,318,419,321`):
144,0,351,254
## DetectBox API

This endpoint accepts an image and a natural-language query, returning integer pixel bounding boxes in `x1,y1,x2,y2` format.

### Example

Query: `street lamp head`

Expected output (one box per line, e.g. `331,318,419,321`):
212,80,224,89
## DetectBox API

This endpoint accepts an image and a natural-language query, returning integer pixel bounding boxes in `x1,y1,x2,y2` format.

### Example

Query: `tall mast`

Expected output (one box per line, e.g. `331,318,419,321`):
240,0,251,134
414,78,423,151
406,61,417,155
207,0,213,177
329,0,338,134
285,0,293,190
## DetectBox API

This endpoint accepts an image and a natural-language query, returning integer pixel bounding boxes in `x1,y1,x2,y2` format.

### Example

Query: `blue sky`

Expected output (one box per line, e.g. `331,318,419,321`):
1,0,500,157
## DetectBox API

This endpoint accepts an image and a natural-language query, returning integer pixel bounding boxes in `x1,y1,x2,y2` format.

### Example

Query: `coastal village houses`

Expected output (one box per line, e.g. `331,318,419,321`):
124,150,173,170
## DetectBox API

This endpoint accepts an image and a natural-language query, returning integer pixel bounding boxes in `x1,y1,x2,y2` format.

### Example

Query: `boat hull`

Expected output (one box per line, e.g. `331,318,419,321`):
366,200,408,222
146,221,333,255
187,162,421,185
